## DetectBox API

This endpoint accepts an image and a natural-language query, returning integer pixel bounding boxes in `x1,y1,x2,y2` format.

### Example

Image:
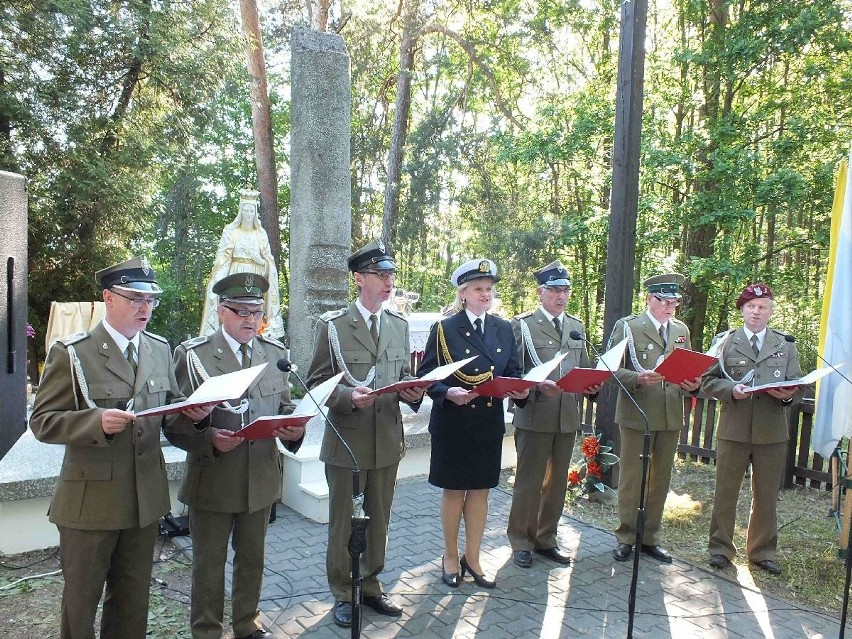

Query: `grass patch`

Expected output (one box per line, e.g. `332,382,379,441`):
558,457,848,615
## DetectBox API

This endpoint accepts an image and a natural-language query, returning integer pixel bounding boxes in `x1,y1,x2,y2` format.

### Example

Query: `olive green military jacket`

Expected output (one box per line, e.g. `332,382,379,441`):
305,303,420,470
30,322,195,530
511,308,591,433
701,327,803,445
170,329,299,514
607,313,693,432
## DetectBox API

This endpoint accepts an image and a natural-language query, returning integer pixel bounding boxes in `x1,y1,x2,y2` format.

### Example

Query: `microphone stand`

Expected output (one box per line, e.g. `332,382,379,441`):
785,337,852,637
570,331,650,639
280,360,367,639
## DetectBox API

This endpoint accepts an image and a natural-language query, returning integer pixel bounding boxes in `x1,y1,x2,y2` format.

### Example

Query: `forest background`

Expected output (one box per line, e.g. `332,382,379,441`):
3,0,852,373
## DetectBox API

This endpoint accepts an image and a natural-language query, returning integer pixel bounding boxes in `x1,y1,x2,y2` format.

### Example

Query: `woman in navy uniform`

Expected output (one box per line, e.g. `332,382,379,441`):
418,259,528,589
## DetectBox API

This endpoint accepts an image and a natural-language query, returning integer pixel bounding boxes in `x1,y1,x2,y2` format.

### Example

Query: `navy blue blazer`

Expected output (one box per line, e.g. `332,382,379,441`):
419,311,525,441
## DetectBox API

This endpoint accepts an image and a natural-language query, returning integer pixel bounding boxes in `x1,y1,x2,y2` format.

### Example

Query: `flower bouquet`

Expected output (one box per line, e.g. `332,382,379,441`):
567,433,619,495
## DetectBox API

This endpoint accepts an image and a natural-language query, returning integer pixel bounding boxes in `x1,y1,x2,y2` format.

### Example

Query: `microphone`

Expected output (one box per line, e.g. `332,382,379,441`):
276,359,362,493
570,329,650,638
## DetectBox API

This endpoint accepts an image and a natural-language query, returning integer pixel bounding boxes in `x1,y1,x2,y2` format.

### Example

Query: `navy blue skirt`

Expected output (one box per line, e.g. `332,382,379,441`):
428,431,503,490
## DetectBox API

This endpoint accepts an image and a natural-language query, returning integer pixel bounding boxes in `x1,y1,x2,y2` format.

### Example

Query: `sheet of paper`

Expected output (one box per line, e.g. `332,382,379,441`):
523,351,571,382
597,337,628,371
294,372,345,415
135,363,268,418
368,356,478,396
742,365,841,394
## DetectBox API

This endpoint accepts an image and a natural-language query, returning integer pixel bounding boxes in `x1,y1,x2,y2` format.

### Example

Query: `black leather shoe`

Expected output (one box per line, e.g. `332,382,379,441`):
612,543,632,562
709,554,731,569
534,547,573,565
441,555,461,587
641,544,673,563
512,550,533,568
236,630,270,639
333,600,353,627
751,559,782,575
362,593,403,616
460,555,497,589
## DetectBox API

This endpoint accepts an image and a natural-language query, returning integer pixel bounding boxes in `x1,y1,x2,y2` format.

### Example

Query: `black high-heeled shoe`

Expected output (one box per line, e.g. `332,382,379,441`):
441,555,460,587
460,554,496,589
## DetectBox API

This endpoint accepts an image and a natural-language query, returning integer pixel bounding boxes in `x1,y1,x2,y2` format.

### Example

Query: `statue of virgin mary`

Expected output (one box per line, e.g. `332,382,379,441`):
199,189,285,338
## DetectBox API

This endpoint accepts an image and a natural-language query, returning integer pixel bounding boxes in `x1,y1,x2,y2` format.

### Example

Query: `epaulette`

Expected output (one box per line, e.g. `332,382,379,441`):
490,312,505,320
714,330,733,340
143,330,169,344
565,312,581,323
514,311,534,320
621,314,638,323
181,335,209,350
60,331,89,346
383,307,406,321
670,317,686,327
258,333,287,350
320,308,348,322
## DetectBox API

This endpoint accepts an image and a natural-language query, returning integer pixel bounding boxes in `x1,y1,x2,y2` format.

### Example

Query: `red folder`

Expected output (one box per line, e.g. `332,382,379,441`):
556,369,612,393
368,379,435,397
471,377,536,398
233,414,314,440
654,348,716,385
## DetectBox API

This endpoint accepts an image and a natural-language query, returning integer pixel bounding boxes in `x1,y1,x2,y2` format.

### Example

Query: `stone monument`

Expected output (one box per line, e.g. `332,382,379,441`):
0,171,28,461
200,189,285,338
288,26,352,372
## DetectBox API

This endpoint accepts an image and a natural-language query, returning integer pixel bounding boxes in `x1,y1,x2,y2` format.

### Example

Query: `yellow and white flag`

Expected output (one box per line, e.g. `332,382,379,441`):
814,145,852,459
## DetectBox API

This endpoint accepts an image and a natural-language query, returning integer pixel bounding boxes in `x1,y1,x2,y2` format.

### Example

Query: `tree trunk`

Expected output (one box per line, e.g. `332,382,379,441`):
681,0,726,348
239,0,280,266
382,0,420,246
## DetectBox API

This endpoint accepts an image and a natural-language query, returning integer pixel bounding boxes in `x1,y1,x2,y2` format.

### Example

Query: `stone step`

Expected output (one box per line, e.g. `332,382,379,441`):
278,396,517,524
0,397,516,552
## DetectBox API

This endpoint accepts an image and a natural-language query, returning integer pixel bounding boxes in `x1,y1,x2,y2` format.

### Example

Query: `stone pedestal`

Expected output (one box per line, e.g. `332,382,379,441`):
0,171,28,461
288,27,352,372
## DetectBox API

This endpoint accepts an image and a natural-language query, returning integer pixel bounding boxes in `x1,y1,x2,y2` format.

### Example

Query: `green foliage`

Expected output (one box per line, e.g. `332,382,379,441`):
4,0,852,367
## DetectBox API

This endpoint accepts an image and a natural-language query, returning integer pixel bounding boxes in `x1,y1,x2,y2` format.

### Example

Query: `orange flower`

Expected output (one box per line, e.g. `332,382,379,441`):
567,469,581,486
587,460,603,479
581,436,601,459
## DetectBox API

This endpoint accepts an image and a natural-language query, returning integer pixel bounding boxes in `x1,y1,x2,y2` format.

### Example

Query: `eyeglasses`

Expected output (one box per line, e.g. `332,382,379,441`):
111,289,160,308
543,286,571,294
653,295,680,308
223,306,264,319
361,270,396,281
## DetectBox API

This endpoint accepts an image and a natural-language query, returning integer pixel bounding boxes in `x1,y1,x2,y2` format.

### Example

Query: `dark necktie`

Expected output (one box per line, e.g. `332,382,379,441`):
553,317,562,339
369,314,379,345
474,317,483,338
125,342,137,376
750,334,760,358
239,343,250,369
658,324,667,348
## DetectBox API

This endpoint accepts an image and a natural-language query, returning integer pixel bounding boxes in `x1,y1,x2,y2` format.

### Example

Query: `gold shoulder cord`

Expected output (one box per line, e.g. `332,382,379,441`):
437,321,493,386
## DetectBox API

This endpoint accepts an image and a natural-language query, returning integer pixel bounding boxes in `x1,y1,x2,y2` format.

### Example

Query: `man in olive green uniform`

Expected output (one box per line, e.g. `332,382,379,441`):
608,274,702,564
508,260,599,568
170,273,301,639
702,283,801,575
30,256,210,639
305,240,426,628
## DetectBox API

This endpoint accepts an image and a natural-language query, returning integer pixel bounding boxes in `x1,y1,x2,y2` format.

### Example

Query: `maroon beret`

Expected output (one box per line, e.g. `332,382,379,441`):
736,283,773,309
